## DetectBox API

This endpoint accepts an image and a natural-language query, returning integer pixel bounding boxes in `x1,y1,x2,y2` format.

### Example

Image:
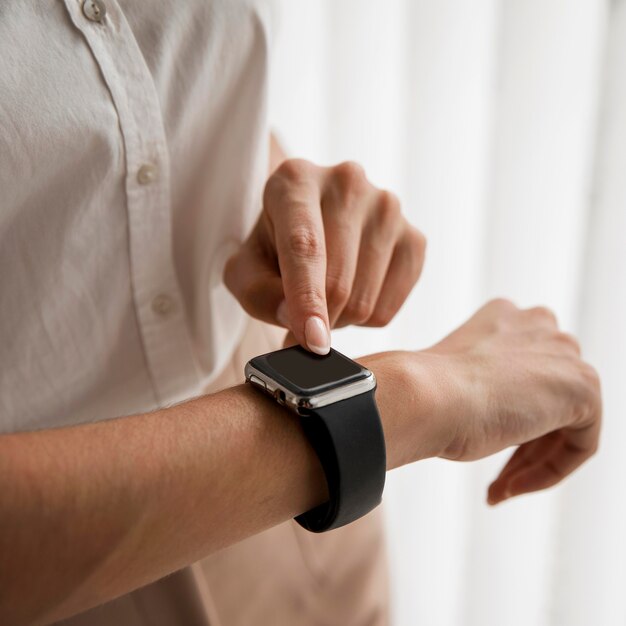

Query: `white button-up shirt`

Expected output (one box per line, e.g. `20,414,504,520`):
0,0,273,432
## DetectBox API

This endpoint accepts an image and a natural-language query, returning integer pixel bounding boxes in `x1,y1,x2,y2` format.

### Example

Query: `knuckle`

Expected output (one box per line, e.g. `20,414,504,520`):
486,298,517,314
333,160,367,191
344,296,375,324
276,158,312,182
325,275,351,306
286,228,323,259
527,306,558,324
374,190,401,226
264,160,313,207
572,361,602,422
579,361,601,395
482,298,517,333
408,225,427,253
402,226,427,277
293,285,326,311
555,331,581,353
367,308,394,327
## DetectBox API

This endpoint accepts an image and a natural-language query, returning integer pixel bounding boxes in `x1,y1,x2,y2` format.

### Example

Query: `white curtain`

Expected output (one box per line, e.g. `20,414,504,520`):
268,1,626,624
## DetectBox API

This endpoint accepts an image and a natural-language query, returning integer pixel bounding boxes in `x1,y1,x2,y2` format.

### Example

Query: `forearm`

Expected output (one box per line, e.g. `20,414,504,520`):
0,353,444,625
0,383,329,625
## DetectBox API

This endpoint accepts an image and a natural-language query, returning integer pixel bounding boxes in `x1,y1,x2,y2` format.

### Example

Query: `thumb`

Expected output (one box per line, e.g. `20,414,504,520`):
223,243,286,326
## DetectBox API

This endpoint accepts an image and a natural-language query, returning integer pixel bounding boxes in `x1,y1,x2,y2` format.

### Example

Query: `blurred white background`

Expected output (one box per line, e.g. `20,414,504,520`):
269,1,626,624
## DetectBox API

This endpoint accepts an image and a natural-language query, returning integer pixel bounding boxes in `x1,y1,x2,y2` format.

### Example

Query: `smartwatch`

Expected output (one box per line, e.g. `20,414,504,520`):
245,345,386,532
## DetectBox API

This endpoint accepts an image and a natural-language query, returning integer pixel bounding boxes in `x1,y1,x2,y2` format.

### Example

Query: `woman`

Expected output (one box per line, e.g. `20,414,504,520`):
0,2,601,624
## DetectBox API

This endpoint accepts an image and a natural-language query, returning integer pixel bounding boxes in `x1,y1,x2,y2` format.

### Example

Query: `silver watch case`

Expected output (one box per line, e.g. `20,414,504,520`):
244,361,376,415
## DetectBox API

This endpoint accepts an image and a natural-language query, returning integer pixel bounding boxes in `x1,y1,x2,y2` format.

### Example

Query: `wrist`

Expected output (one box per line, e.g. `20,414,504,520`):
360,350,462,469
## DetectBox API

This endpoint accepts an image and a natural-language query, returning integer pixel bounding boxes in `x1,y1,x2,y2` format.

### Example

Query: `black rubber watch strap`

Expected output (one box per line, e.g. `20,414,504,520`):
294,388,386,532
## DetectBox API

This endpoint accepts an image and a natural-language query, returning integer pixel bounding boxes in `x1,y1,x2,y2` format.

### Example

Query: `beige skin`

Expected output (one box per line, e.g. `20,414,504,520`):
225,137,427,353
0,139,601,624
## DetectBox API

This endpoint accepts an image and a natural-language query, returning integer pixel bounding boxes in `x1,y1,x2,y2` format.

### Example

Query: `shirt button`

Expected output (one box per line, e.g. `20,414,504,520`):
82,0,106,23
151,294,175,318
137,164,158,185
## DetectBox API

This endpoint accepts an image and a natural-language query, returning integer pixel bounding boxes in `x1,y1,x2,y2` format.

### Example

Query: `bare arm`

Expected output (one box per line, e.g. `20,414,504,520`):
0,119,601,626
0,299,603,625
0,354,423,626
0,133,424,625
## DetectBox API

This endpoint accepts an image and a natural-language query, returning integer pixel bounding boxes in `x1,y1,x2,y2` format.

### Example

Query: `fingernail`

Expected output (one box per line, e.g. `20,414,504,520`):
305,316,331,355
276,300,289,327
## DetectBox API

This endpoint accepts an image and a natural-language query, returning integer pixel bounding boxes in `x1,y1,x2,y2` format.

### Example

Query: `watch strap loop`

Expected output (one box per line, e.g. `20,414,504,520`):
295,388,386,532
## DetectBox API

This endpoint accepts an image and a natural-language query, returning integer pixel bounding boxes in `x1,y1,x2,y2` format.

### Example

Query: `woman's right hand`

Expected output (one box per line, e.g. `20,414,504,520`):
363,298,602,505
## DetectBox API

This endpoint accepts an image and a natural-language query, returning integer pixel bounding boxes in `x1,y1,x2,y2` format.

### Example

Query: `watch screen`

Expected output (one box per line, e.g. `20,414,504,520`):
264,346,365,391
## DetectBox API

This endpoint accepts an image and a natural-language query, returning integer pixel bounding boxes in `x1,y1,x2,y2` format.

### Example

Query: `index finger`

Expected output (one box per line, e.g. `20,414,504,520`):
264,162,330,354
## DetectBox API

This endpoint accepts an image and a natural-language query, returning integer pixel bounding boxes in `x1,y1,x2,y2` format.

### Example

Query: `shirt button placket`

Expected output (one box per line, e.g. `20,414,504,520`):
64,0,202,403
137,164,173,321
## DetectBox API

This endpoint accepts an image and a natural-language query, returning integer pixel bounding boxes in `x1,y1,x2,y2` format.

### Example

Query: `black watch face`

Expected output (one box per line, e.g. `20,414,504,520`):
251,346,369,394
